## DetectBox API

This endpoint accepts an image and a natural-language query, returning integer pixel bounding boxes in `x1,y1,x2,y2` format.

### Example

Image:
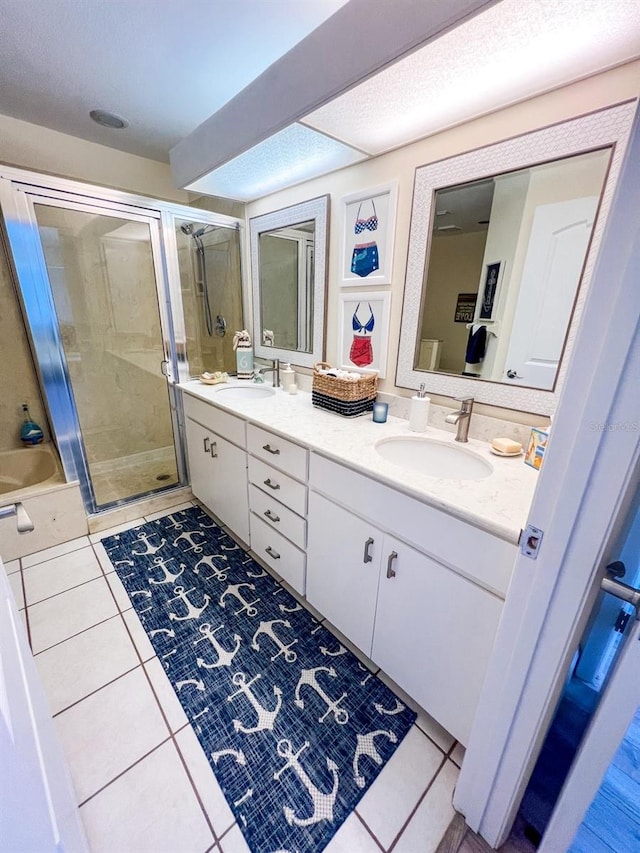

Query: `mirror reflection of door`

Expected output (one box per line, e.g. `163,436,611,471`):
416,148,610,390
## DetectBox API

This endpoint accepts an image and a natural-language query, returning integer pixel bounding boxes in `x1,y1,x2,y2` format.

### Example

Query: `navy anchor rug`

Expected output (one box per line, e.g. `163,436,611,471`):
102,506,416,853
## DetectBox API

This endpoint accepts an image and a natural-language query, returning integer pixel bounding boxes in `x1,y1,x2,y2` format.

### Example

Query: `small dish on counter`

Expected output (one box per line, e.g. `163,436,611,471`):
490,447,524,458
199,372,228,386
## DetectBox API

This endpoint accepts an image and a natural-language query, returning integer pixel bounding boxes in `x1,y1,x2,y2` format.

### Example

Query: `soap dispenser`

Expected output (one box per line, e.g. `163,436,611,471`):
409,384,430,433
20,403,44,445
281,363,295,392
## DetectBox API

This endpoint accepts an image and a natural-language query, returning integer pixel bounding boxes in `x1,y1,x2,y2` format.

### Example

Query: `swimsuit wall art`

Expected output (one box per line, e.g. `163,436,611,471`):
350,200,379,278
349,302,375,367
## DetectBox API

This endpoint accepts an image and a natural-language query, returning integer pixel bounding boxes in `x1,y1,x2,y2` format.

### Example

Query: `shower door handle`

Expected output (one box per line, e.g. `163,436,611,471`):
160,359,170,378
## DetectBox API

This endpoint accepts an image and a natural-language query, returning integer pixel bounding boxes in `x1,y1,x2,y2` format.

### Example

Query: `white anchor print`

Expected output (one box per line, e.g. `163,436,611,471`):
113,558,134,568
320,641,347,658
278,601,302,614
130,531,166,556
374,697,406,716
234,787,253,807
194,622,241,669
173,530,207,554
176,678,205,693
221,541,240,551
273,739,339,827
227,672,283,734
211,748,246,766
148,556,184,585
251,619,298,663
162,513,186,531
352,729,397,788
168,585,210,622
294,667,349,725
245,565,267,579
149,627,175,639
219,583,260,618
193,553,229,582
195,514,216,528
310,622,323,635
130,589,152,599
357,662,373,687
192,706,209,722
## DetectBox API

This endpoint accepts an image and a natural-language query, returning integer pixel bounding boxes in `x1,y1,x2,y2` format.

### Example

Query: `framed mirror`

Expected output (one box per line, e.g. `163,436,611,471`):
396,103,635,414
250,195,329,368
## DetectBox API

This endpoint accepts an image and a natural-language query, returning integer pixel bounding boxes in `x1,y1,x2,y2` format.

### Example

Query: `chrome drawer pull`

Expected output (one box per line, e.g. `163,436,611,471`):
262,444,280,455
264,509,281,523
263,478,280,491
386,551,398,579
203,436,210,453
363,537,374,564
210,441,218,458
266,546,281,560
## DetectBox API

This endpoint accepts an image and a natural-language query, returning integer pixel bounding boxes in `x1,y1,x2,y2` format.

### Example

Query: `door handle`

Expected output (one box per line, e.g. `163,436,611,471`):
266,546,281,560
506,369,524,379
263,478,280,491
203,436,210,454
262,444,280,455
386,551,398,579
210,441,218,458
264,509,280,523
160,359,169,377
601,575,640,619
363,537,374,564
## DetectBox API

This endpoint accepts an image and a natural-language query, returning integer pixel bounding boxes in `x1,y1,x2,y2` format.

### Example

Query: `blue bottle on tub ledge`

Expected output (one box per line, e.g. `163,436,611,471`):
20,403,44,445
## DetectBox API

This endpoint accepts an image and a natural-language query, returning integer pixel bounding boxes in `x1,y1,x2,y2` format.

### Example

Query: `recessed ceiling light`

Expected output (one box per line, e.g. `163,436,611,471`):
89,109,129,129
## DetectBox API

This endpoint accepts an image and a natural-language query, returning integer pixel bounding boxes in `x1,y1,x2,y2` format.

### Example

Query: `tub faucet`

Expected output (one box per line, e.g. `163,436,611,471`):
445,396,474,442
0,501,35,533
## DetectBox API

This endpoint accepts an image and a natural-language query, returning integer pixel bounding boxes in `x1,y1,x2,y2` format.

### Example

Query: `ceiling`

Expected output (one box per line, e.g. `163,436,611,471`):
0,0,348,163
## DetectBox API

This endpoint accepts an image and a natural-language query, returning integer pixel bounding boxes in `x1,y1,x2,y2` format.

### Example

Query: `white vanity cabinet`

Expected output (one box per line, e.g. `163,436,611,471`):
247,424,308,594
183,394,250,543
306,452,515,746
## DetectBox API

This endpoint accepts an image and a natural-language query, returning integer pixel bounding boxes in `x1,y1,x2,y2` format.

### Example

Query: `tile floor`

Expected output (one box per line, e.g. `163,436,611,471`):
8,498,464,853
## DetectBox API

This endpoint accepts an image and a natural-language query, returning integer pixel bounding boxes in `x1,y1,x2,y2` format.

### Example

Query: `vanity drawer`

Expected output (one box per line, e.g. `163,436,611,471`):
248,457,307,517
183,393,246,448
249,484,306,550
247,424,307,481
250,514,306,594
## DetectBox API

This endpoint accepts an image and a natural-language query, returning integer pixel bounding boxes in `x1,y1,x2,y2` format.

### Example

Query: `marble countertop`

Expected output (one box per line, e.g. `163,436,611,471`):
180,380,539,545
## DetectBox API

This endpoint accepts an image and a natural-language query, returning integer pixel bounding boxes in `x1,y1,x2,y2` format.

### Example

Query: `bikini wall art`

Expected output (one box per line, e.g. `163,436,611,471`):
340,183,398,286
338,291,391,378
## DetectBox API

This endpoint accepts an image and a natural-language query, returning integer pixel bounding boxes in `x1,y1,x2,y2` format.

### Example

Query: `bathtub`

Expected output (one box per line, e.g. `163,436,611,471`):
0,443,87,561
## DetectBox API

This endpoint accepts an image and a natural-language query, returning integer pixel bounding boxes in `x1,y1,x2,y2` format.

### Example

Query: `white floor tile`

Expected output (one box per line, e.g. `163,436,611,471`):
55,667,169,803
356,725,444,850
175,725,235,838
89,517,146,544
325,813,382,852
18,608,28,631
145,500,194,522
79,740,213,853
450,742,465,768
377,670,456,752
393,760,460,853
23,547,102,605
92,541,115,575
122,608,155,661
106,569,133,612
4,559,20,575
35,615,139,715
8,572,25,609
29,576,118,654
22,536,90,568
219,824,251,853
145,657,189,733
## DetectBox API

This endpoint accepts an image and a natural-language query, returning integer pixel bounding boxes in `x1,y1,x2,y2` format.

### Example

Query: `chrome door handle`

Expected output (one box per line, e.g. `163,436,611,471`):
210,441,218,458
263,478,280,491
264,509,280,523
266,546,281,560
262,444,280,455
363,537,374,564
160,359,169,377
386,551,398,579
203,436,210,453
601,576,640,619
506,369,523,379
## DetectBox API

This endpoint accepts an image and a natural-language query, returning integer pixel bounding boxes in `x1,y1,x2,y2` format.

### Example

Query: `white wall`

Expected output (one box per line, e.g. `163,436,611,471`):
245,61,640,421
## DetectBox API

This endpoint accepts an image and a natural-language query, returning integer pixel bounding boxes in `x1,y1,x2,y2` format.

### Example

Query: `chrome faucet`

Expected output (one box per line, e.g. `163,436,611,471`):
445,396,474,442
254,358,280,388
0,501,35,533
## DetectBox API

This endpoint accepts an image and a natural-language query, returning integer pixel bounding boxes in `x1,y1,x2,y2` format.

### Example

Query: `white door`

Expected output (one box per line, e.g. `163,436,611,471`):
503,196,597,390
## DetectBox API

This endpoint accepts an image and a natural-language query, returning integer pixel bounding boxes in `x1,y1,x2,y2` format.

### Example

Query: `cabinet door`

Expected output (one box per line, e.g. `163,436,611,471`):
372,536,503,746
306,492,381,656
185,416,215,508
208,432,250,544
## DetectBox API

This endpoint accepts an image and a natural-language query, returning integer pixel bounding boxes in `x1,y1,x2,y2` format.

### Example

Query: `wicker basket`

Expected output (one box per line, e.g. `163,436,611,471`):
312,362,378,417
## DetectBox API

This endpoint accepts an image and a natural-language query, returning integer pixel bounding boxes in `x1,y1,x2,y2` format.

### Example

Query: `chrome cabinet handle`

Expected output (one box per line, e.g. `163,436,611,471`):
266,546,281,560
210,441,218,458
262,444,280,455
203,436,210,453
264,509,281,523
363,537,374,564
386,551,398,579
263,478,280,491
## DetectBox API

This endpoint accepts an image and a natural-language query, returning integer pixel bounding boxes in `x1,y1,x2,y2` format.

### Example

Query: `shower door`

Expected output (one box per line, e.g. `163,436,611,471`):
1,182,184,512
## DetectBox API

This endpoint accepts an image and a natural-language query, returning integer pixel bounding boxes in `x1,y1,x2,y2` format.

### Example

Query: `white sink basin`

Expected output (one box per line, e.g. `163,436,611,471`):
375,436,493,480
215,384,276,401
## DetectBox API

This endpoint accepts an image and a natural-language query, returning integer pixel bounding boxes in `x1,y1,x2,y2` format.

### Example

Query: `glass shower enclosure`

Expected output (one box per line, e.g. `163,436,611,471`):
0,172,244,514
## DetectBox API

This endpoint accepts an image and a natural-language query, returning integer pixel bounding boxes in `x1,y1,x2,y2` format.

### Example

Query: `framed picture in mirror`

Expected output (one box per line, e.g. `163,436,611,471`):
340,183,398,286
